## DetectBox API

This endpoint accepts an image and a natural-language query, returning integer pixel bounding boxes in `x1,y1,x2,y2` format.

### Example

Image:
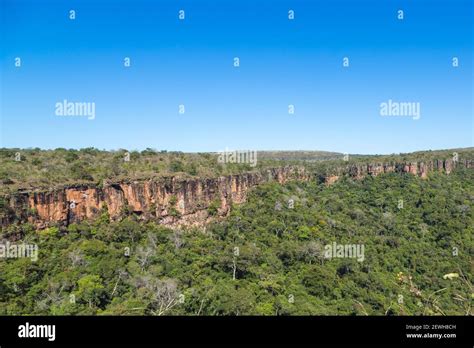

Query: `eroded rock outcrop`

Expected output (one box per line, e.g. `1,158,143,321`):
323,158,473,184
1,159,472,230
1,166,309,229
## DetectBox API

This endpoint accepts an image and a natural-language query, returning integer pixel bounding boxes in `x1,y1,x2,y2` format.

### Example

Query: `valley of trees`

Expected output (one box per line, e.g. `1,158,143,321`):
1,167,472,315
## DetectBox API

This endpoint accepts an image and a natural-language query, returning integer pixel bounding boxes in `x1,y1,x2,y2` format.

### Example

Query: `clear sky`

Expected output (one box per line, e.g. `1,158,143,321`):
1,0,472,154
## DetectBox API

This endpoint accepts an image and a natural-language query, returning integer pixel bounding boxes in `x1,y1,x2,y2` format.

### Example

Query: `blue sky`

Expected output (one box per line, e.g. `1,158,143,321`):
1,0,472,154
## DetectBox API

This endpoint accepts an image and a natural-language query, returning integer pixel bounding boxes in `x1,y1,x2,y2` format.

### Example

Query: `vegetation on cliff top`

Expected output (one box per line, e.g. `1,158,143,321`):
0,147,472,195
0,148,342,194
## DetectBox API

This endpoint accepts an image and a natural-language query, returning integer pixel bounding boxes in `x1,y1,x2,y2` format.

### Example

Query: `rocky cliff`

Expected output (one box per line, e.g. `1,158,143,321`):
321,158,473,184
1,159,472,230
1,166,310,229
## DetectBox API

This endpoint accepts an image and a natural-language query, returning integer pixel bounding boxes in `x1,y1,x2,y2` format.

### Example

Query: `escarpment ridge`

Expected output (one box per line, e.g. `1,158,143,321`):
1,166,309,229
1,158,472,229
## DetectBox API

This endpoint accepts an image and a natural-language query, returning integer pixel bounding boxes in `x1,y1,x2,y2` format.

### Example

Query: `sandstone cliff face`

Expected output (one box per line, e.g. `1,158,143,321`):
1,159,472,230
324,158,473,184
1,166,309,229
